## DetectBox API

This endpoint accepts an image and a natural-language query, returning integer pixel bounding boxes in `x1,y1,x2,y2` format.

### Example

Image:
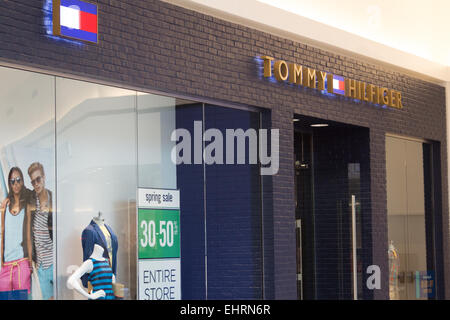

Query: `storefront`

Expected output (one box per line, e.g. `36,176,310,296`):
0,0,447,300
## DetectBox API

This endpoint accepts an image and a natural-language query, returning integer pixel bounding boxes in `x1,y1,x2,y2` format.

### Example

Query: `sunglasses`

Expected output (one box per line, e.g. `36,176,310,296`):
31,176,43,186
9,177,22,185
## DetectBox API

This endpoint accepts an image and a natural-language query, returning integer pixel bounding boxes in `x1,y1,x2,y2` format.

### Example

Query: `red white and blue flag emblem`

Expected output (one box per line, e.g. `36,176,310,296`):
331,75,345,95
53,0,98,43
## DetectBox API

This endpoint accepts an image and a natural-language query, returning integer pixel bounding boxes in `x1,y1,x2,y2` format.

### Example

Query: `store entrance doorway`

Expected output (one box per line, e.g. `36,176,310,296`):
386,135,437,300
294,115,370,300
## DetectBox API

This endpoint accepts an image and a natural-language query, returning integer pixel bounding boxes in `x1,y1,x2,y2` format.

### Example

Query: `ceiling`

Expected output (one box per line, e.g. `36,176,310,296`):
257,0,450,67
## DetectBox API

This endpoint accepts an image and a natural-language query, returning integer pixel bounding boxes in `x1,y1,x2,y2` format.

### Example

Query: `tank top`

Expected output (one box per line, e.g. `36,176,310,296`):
87,258,115,300
4,206,25,262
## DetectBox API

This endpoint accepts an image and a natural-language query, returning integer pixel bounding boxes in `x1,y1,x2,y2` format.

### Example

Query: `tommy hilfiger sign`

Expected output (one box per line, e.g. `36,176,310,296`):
260,56,403,109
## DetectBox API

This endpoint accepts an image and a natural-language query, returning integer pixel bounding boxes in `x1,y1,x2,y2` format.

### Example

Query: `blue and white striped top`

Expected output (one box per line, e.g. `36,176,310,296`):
87,258,115,300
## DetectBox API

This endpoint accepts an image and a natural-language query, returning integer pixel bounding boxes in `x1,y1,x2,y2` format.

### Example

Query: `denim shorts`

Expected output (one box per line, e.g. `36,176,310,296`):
37,264,54,300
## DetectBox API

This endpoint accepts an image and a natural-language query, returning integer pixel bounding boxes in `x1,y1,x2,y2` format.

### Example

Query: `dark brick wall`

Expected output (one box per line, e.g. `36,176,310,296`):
204,105,263,299
0,0,447,300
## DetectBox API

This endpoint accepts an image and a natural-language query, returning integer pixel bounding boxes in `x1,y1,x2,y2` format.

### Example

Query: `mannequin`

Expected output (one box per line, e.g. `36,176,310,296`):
93,212,112,259
93,211,104,225
67,244,116,300
81,213,118,288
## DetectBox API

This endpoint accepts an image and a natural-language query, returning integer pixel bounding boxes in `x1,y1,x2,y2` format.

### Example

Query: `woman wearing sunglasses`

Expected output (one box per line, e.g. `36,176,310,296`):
0,167,32,295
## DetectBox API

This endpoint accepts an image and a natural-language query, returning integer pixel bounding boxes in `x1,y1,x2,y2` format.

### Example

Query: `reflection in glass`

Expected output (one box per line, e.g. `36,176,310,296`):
56,78,137,299
137,92,176,189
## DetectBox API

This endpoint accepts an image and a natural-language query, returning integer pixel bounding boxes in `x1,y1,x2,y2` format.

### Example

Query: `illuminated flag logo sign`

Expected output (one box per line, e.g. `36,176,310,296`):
332,75,345,95
53,0,98,43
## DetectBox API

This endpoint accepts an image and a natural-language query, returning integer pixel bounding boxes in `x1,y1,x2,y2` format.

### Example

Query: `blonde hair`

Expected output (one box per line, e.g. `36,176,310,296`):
28,162,45,177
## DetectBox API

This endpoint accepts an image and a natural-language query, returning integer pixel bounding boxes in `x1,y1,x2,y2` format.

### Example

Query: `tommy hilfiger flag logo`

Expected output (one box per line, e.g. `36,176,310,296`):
53,0,98,43
331,75,345,95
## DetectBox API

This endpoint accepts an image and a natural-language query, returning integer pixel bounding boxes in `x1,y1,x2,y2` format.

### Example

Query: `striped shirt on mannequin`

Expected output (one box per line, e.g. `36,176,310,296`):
87,258,115,300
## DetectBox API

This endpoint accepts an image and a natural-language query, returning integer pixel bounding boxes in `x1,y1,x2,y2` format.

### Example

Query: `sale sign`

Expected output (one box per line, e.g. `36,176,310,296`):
137,188,181,300
138,259,181,300
138,208,180,259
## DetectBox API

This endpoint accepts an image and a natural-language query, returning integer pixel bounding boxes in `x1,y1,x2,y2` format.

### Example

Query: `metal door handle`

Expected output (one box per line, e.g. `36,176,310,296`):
351,195,357,300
